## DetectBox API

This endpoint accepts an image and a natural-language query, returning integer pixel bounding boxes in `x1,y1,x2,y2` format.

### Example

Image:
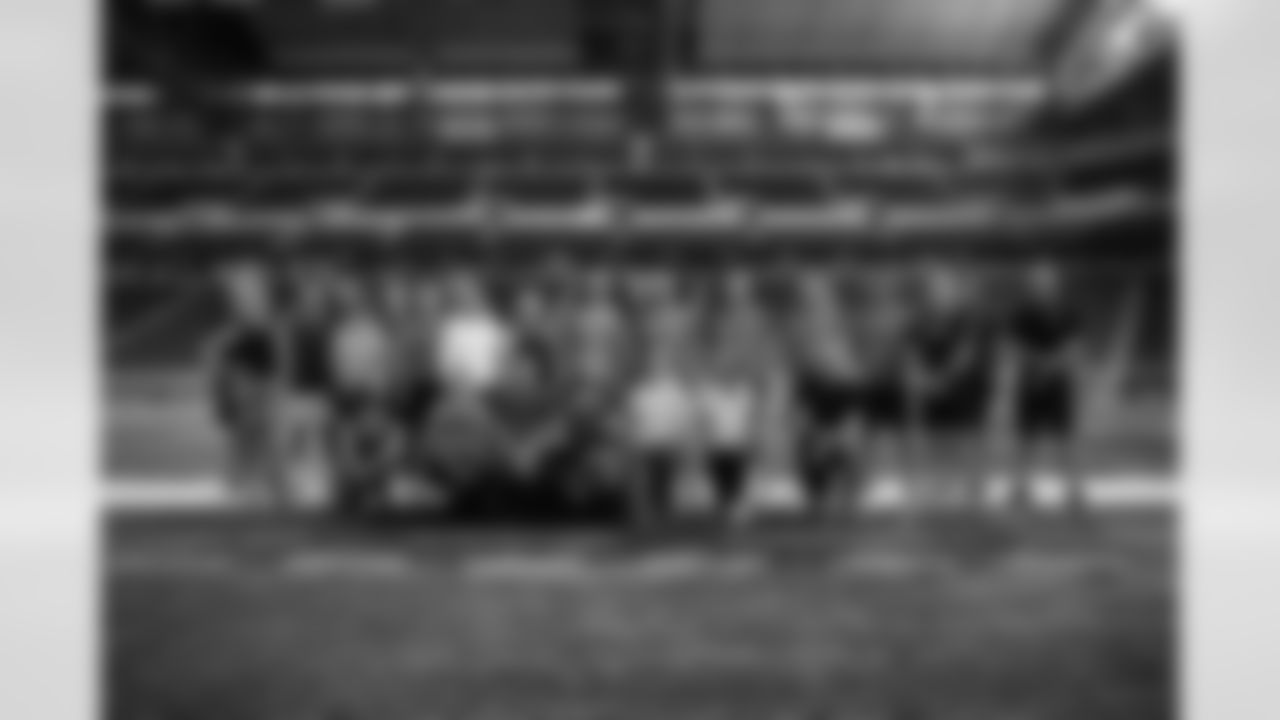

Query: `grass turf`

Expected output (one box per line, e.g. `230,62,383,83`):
106,513,1174,720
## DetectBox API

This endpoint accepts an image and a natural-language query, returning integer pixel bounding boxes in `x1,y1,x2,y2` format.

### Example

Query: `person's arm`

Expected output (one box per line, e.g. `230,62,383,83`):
200,327,233,425
992,322,1022,440
938,315,984,385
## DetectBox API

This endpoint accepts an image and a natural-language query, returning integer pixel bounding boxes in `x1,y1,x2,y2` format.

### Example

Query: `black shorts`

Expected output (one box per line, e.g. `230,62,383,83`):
797,374,867,430
211,374,270,433
1015,379,1076,437
918,380,990,433
863,379,907,430
706,449,750,502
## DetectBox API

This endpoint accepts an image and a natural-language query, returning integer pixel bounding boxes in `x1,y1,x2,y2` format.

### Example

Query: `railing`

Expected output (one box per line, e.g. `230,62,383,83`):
107,184,1167,240
104,76,1050,150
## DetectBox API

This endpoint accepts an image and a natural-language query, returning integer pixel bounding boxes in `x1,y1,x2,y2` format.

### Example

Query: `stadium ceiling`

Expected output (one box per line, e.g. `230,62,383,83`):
107,0,1165,79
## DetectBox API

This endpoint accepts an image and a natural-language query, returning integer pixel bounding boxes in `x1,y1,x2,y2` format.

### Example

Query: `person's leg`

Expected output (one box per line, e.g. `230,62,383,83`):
1042,385,1088,519
1007,430,1038,517
634,448,678,526
707,448,749,519
795,377,841,516
958,424,990,516
833,414,870,522
287,391,333,510
911,397,949,515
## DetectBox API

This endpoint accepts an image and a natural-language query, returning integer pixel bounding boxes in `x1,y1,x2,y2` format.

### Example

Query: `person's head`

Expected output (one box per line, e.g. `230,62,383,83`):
722,266,757,309
288,261,337,321
581,265,617,305
377,269,416,320
628,266,673,311
922,262,970,312
795,267,841,316
331,272,375,318
220,261,274,323
445,269,489,313
511,279,551,326
1026,260,1065,302
503,345,542,396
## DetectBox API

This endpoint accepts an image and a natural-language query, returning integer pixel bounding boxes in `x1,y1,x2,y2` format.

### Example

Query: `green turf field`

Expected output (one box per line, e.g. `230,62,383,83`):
107,512,1174,720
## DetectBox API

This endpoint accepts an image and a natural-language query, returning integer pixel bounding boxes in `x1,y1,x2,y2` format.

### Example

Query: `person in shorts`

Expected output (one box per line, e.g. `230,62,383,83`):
207,260,286,505
789,269,870,519
276,261,339,508
624,271,701,524
999,261,1087,517
860,269,914,476
694,269,771,522
905,265,996,512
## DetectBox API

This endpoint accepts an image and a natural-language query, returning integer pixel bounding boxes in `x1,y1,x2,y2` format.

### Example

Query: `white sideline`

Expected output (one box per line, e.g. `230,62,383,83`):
105,472,1175,515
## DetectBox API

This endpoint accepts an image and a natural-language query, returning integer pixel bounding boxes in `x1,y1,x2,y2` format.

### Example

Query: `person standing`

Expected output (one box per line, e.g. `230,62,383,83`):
206,260,287,505
276,261,339,509
860,268,915,489
695,268,772,523
904,264,997,514
624,269,702,524
999,261,1088,517
789,268,871,520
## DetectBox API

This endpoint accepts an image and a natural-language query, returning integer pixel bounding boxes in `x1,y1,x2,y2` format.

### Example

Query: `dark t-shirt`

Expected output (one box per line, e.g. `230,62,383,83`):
220,323,277,379
1005,297,1080,387
284,320,332,392
908,306,993,392
212,322,277,425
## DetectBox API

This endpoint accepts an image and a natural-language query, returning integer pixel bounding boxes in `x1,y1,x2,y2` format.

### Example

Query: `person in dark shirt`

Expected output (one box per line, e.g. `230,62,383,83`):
275,263,339,509
905,264,997,513
553,269,637,512
324,275,411,517
207,260,285,505
490,321,575,517
788,269,870,520
860,268,914,477
999,261,1087,517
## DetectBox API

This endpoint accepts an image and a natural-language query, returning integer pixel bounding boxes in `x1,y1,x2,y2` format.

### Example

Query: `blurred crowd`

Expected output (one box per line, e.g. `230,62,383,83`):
211,256,1091,522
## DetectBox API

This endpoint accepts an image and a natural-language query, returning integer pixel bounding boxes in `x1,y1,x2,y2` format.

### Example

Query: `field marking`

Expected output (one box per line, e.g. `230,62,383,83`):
106,471,1176,515
281,550,418,580
461,552,598,583
110,552,236,577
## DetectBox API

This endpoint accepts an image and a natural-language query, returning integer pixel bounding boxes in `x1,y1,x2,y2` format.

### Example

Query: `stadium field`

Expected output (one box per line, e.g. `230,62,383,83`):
107,510,1174,720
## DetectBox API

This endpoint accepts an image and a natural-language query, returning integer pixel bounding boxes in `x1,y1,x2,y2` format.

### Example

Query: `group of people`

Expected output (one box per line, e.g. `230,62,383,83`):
210,255,1090,523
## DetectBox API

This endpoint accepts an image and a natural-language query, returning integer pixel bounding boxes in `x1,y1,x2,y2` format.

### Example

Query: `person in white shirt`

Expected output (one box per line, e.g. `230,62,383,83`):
417,272,514,508
433,273,513,399
624,271,702,523
694,268,771,521
207,260,285,505
325,275,406,514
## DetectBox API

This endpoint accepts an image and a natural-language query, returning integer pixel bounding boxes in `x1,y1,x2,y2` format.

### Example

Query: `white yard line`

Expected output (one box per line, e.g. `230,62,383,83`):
105,472,1176,515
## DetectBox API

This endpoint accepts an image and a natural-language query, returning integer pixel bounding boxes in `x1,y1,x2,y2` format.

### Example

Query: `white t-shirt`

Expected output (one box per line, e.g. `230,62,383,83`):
330,314,397,394
435,310,512,393
628,375,697,449
695,379,758,449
